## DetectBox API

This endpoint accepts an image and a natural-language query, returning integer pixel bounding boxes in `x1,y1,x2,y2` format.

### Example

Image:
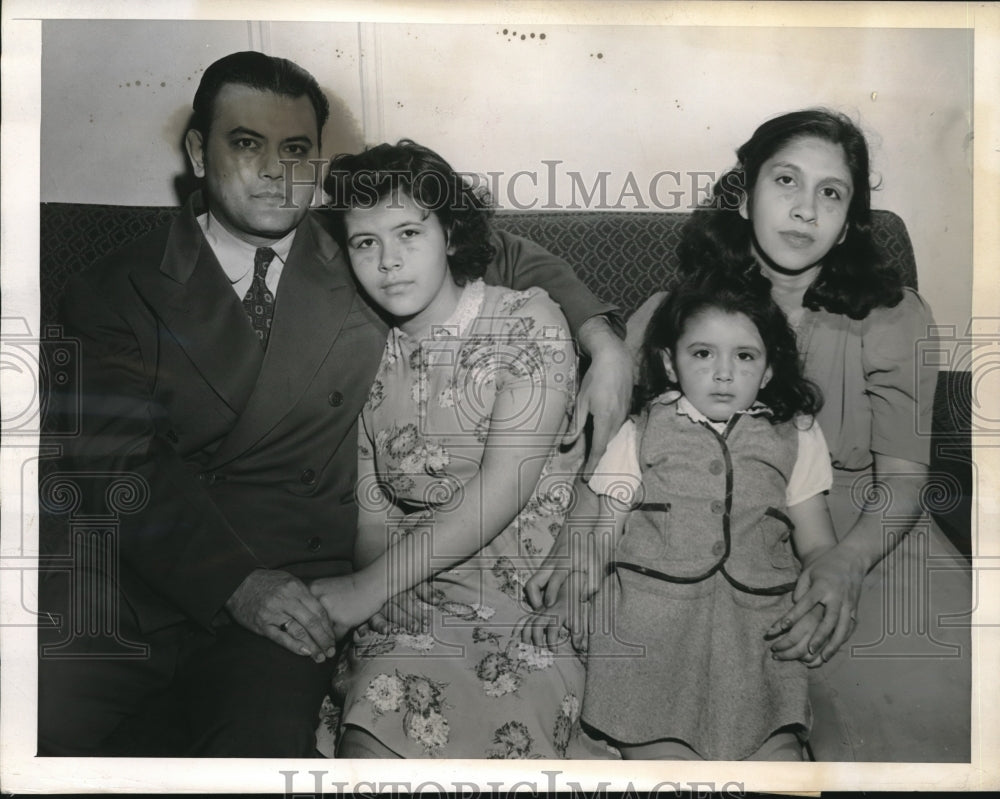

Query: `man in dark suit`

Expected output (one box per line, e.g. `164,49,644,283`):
37,51,630,757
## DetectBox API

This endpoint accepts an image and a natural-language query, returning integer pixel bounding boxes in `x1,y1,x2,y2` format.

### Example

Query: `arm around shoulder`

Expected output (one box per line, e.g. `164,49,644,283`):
624,291,668,380
487,228,621,338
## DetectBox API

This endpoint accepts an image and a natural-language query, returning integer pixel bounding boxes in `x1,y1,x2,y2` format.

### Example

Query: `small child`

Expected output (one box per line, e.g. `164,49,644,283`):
526,270,837,761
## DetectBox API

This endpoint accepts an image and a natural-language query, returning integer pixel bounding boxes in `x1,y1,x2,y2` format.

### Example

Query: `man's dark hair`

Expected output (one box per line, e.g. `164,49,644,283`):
191,51,330,144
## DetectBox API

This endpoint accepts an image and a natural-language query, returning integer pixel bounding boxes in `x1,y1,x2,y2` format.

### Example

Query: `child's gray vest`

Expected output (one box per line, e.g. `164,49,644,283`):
612,396,801,594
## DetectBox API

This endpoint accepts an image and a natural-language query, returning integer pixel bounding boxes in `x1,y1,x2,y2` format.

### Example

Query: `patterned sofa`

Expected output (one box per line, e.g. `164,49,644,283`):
38,204,973,555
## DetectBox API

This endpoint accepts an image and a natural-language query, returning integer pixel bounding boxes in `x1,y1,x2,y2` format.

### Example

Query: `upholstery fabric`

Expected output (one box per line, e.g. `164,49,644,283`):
37,203,968,555
492,210,920,318
39,205,917,326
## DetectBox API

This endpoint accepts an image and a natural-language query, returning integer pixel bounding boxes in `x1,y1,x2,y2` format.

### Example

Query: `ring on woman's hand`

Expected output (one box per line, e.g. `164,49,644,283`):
279,620,291,633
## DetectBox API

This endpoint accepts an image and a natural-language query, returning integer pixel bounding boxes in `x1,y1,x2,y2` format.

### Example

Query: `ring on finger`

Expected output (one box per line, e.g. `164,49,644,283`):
279,619,292,633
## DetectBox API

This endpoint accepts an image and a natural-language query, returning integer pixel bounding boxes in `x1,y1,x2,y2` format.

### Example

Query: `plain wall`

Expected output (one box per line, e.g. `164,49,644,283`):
39,20,973,330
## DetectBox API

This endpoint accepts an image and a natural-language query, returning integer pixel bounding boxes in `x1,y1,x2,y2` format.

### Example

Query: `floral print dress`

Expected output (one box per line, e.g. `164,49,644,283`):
328,280,609,759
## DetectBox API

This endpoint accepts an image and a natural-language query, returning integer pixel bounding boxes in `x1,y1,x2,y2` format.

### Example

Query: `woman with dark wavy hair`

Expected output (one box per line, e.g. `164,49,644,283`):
311,140,611,759
681,108,901,319
620,109,969,761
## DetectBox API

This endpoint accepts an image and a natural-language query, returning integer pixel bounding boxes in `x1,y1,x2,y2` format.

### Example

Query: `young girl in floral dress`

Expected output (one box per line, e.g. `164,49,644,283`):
310,140,609,759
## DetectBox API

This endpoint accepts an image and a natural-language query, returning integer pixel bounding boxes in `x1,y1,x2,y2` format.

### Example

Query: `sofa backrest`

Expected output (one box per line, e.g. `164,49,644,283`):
33,202,970,557
492,210,918,319
39,204,917,326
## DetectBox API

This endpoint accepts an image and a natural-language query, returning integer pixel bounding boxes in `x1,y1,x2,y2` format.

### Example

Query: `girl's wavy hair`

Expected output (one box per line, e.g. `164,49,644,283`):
324,139,495,285
636,267,823,424
681,108,903,319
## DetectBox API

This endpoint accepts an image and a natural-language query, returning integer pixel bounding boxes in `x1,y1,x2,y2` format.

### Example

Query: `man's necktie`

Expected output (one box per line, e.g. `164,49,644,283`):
243,247,276,348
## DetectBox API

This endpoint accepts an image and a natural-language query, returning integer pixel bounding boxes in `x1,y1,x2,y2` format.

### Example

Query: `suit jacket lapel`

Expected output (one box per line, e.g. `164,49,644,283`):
207,213,359,467
130,195,263,415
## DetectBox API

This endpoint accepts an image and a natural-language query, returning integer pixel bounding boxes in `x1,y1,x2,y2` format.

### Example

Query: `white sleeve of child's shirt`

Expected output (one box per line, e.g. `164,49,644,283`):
786,417,834,507
587,419,642,507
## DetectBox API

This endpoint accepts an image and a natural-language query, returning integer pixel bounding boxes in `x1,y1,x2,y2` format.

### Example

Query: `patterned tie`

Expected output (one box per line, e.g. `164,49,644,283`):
243,247,276,348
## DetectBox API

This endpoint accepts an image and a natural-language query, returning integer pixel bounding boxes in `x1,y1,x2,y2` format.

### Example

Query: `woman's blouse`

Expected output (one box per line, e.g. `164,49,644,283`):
795,288,936,470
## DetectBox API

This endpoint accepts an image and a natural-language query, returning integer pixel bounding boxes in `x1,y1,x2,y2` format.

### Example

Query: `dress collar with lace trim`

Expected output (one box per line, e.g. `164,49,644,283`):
392,279,486,345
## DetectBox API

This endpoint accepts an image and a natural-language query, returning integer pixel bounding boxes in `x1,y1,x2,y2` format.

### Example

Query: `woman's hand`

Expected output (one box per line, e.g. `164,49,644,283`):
772,455,928,662
565,316,632,479
525,480,617,612
309,574,384,641
524,523,604,612
524,553,603,612
767,543,867,663
522,522,604,654
766,602,825,668
523,484,621,655
518,570,591,653
524,527,571,612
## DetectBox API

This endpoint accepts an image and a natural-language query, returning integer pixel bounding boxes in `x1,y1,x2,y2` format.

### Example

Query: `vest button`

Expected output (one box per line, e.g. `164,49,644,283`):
710,500,724,514
300,468,317,485
328,391,344,407
708,459,723,475
712,541,725,556
307,536,322,551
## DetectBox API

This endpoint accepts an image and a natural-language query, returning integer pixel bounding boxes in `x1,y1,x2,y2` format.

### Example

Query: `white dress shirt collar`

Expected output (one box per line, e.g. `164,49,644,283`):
196,211,296,298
